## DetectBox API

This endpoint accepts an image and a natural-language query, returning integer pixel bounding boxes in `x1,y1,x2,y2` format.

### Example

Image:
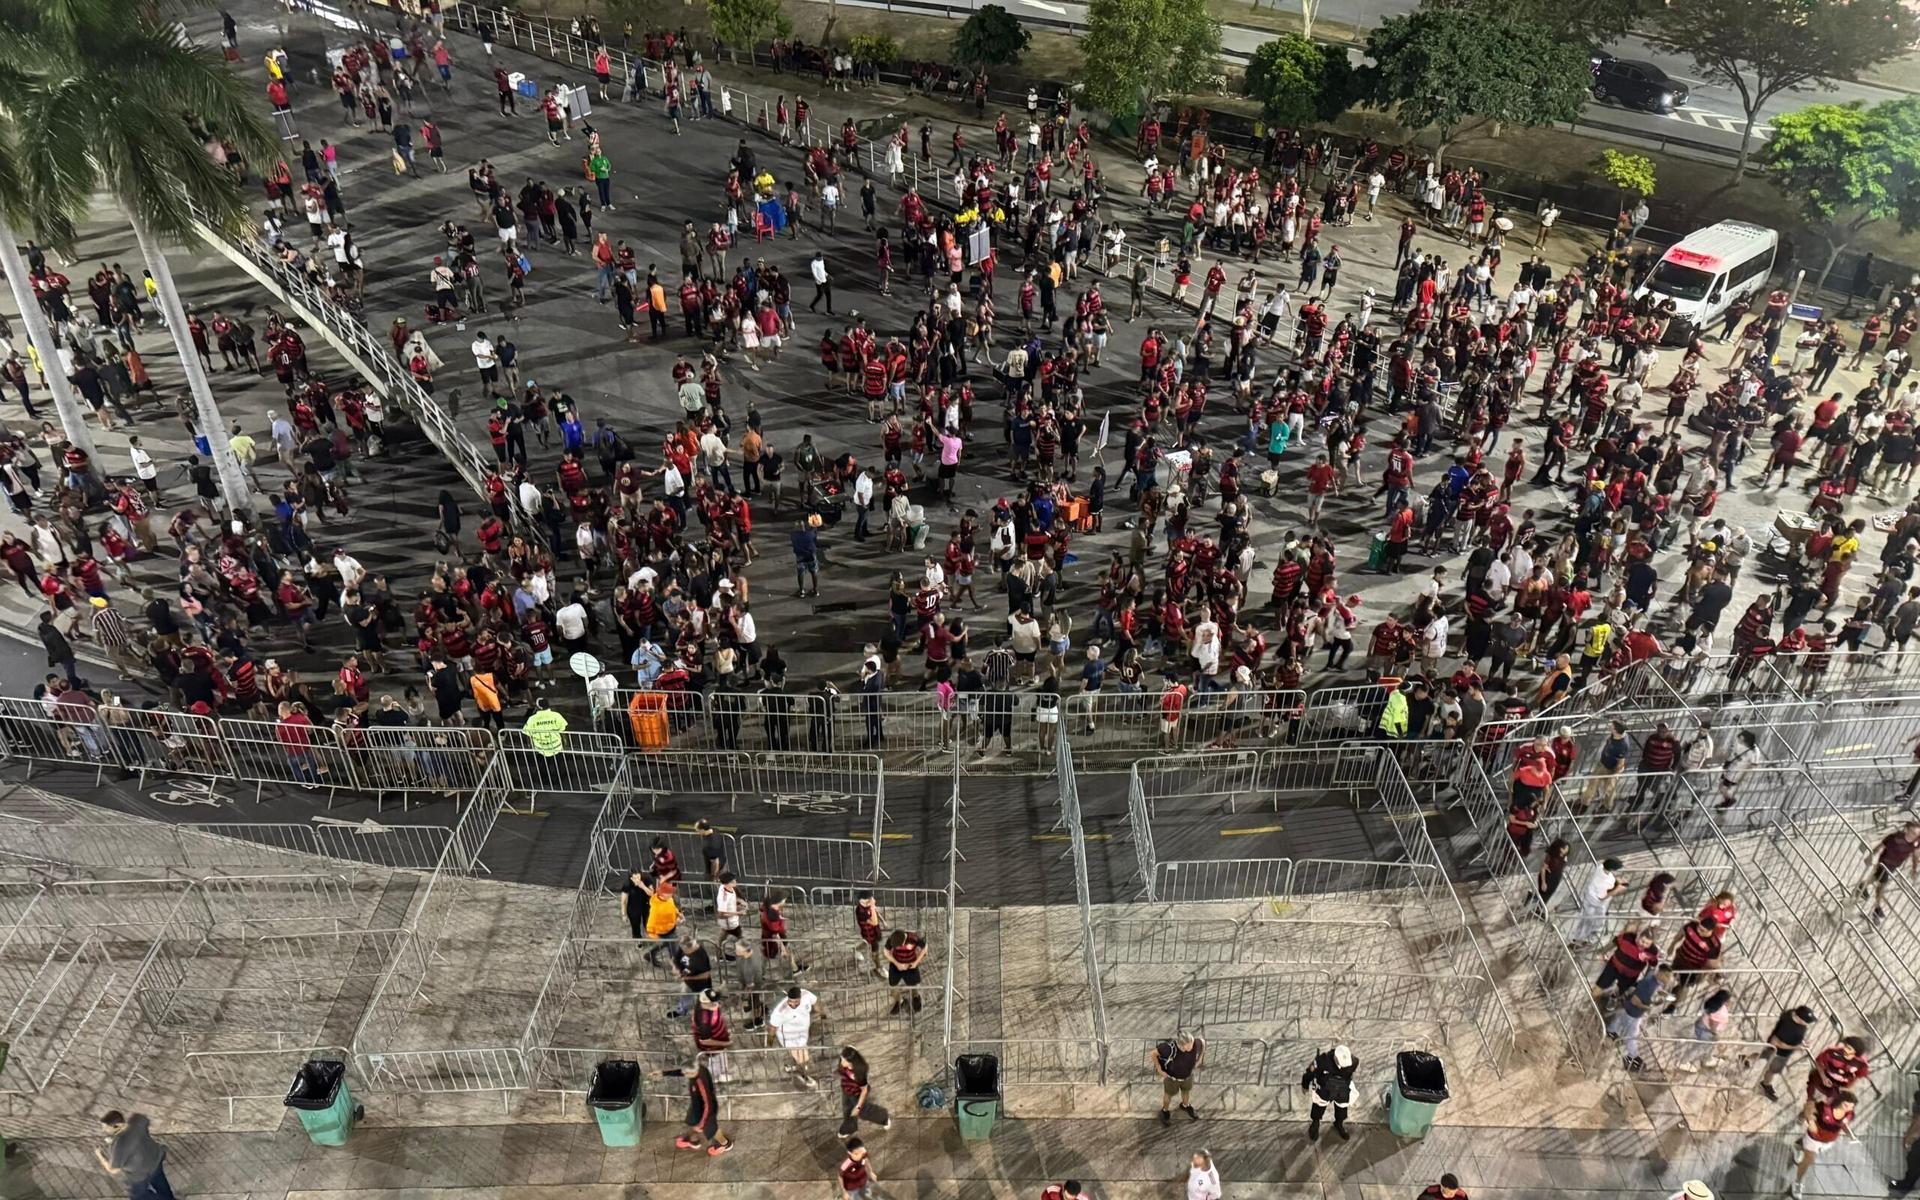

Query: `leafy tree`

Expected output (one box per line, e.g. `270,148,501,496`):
1,0,273,512
1465,0,1647,43
1596,148,1657,201
1646,0,1913,178
1762,98,1920,291
1081,0,1223,115
709,0,789,61
952,5,1031,67
847,33,899,67
1358,3,1588,171
1244,34,1351,127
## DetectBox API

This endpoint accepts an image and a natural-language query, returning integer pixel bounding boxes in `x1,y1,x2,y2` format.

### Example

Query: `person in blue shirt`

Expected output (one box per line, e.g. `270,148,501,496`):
1444,456,1471,500
790,519,819,597
1577,719,1632,813
631,638,666,684
560,409,585,454
1607,962,1671,1071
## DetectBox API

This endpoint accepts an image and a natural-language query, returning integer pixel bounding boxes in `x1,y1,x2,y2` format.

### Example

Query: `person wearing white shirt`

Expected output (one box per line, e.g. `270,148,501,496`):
808,252,832,314
585,669,617,716
714,875,743,940
1190,620,1221,677
1423,613,1450,669
333,549,366,593
471,333,498,393
1507,543,1534,586
128,438,158,494
554,598,589,649
1186,1151,1222,1200
766,986,820,1086
1570,857,1625,944
1484,557,1511,604
1365,171,1384,217
852,469,874,540
923,558,946,592
517,478,542,516
820,181,840,231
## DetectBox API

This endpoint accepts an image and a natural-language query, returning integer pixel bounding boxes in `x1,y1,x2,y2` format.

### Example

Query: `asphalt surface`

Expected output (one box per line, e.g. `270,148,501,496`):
802,0,1914,158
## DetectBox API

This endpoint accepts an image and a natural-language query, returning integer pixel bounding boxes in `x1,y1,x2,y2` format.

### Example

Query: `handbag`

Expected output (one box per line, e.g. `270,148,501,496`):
391,150,407,175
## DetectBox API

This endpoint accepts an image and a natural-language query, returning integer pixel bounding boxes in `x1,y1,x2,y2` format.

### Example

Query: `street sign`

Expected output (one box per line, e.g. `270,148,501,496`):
569,652,603,679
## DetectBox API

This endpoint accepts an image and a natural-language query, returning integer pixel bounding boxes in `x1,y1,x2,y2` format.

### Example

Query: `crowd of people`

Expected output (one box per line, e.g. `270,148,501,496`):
11,0,1920,785
5,4,1918,1198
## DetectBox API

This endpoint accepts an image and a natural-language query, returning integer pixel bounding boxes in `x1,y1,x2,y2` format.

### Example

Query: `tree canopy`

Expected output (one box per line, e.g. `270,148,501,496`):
951,5,1031,67
1357,3,1589,167
1761,98,1920,287
709,0,791,60
1080,0,1223,114
1595,149,1657,200
1645,0,1913,175
1244,34,1352,128
0,0,272,242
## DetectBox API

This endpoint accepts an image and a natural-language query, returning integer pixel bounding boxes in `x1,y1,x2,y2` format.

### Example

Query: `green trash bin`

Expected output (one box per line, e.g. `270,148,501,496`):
953,1054,1000,1141
1366,531,1390,571
1385,1050,1448,1138
588,1060,643,1147
285,1060,361,1146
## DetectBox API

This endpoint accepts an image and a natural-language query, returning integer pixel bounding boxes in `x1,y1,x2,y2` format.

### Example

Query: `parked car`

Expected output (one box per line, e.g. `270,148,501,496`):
1588,50,1690,113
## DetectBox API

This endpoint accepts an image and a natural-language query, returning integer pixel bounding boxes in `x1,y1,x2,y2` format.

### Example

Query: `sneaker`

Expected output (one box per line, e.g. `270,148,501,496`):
1761,1082,1781,1101
798,1074,818,1089
1159,1110,1171,1126
1180,1104,1199,1121
1887,1179,1914,1193
1334,1124,1351,1141
708,1142,732,1157
1307,1122,1321,1142
1789,1182,1803,1198
674,1136,700,1150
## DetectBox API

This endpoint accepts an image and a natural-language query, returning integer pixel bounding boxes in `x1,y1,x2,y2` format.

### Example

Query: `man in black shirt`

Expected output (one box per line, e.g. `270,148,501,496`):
1149,1031,1205,1124
1758,1004,1815,1100
669,933,712,1018
1687,572,1735,636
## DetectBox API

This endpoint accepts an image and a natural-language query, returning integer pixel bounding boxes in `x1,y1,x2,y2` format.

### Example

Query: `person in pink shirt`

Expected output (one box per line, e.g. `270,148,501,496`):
936,427,963,501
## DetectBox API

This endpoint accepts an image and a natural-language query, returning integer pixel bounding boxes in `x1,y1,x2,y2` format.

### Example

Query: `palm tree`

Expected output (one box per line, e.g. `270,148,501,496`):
0,0,275,517
0,126,102,474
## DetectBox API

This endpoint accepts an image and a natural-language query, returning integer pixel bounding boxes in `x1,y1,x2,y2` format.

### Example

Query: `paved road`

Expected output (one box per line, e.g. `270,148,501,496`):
812,0,1912,158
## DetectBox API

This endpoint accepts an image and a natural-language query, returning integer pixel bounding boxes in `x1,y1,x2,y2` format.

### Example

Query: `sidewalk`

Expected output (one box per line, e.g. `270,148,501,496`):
0,1108,1897,1200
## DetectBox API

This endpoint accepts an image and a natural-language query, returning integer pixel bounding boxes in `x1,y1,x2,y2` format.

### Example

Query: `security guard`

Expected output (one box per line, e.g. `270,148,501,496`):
522,697,568,756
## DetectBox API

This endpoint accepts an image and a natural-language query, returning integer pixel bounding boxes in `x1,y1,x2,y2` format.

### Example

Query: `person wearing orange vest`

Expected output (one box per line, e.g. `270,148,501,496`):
470,668,504,730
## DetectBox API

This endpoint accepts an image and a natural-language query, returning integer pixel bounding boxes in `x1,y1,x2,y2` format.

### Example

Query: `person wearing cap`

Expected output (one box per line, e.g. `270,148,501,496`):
1300,1043,1356,1140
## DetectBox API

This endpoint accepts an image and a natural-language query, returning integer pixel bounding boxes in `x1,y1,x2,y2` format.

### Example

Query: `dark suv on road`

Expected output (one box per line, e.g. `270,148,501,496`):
1588,50,1690,113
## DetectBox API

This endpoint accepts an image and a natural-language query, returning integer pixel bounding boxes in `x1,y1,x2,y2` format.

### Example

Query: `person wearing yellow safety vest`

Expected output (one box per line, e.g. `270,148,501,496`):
1376,682,1408,740
522,697,568,756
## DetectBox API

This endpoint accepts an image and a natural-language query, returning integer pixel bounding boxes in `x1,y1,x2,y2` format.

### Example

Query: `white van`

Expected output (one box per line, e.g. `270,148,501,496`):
1635,220,1777,342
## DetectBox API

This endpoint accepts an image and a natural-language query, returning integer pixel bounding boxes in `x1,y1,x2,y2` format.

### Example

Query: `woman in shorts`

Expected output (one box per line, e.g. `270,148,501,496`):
1791,1090,1854,1196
